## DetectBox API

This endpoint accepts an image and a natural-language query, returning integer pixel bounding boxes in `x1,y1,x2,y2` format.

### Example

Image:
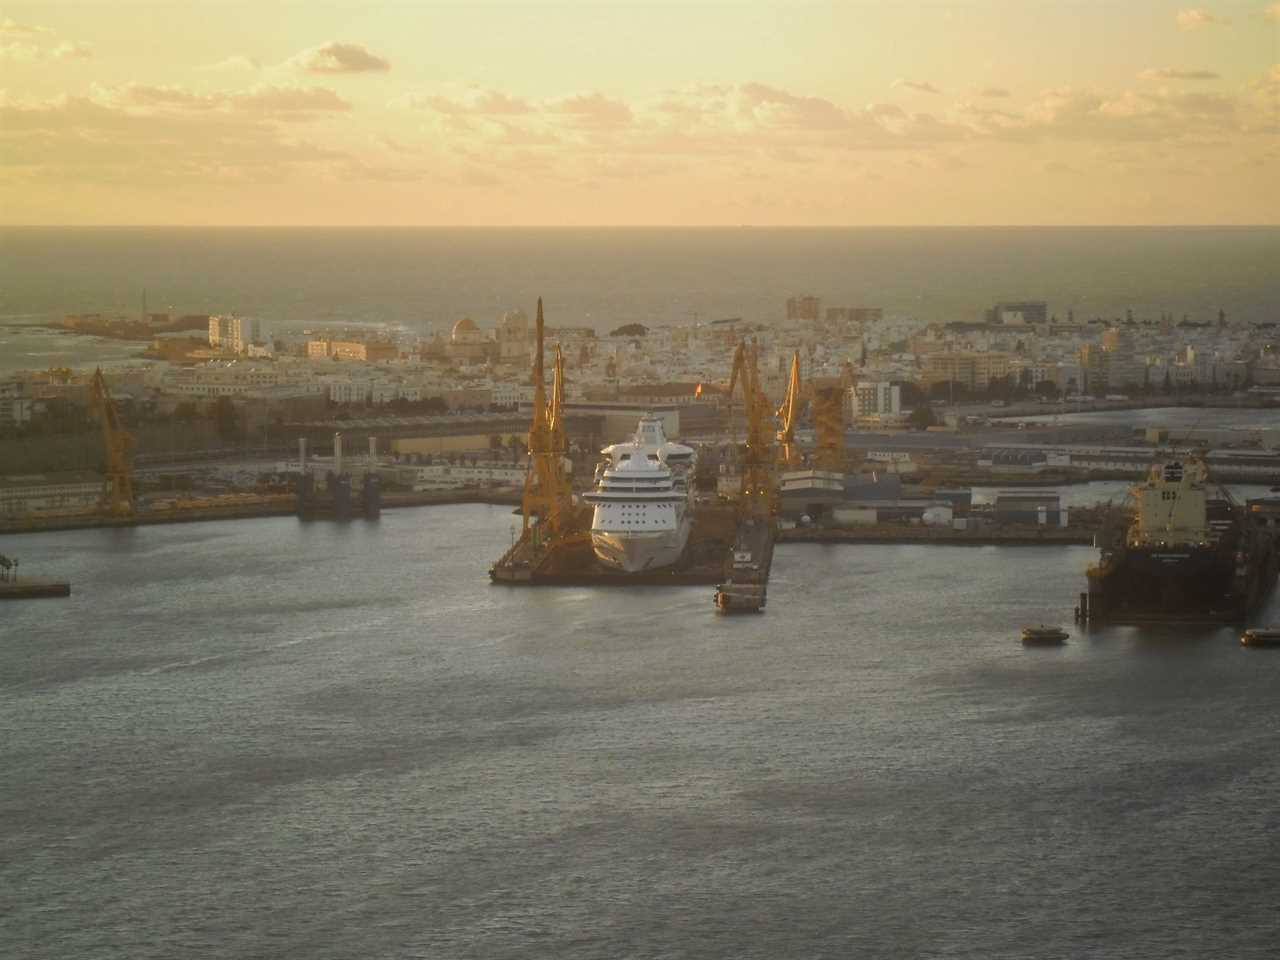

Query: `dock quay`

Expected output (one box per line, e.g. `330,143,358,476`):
778,525,1096,546
0,489,523,535
0,577,70,600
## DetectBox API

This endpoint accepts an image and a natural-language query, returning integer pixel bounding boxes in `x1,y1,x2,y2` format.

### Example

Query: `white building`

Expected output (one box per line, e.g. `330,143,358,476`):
0,380,33,427
324,376,422,405
851,381,901,416
208,315,262,354
384,462,527,491
491,382,533,407
160,363,284,397
0,475,101,515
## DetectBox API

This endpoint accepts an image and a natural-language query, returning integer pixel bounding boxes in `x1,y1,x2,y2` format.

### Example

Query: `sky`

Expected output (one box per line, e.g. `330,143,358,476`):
1,1,1278,225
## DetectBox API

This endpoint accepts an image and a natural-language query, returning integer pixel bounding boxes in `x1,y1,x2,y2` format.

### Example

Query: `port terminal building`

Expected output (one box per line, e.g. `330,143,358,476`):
981,443,1280,481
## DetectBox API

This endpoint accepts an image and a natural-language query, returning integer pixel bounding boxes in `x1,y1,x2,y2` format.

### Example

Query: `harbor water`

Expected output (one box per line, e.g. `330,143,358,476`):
3,504,1280,958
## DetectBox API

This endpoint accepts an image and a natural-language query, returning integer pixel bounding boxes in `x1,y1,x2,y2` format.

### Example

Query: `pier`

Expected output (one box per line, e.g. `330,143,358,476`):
779,525,1095,546
713,517,774,613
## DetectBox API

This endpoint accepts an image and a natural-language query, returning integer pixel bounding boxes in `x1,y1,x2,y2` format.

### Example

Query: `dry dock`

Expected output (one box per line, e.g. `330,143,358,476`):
491,502,739,585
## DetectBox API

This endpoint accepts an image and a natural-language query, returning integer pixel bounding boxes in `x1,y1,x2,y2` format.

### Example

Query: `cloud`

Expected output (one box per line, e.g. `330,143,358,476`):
0,89,350,185
549,92,633,128
287,41,389,75
0,22,92,63
975,87,1011,98
0,18,51,37
1175,9,1230,30
374,135,422,155
402,88,533,116
893,79,942,95
0,40,40,61
233,85,352,117
93,82,351,119
738,83,847,128
1267,3,1280,22
202,54,261,72
1009,84,1240,142
53,41,93,61
336,158,425,182
1139,68,1220,81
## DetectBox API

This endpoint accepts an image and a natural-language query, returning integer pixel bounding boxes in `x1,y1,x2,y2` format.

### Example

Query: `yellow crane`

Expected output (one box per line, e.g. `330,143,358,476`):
772,352,852,474
775,350,804,469
520,299,574,541
726,338,776,519
811,360,855,473
548,341,567,460
89,367,135,516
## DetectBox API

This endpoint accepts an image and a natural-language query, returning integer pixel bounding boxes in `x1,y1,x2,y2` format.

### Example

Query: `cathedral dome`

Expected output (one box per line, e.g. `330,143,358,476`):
451,317,481,343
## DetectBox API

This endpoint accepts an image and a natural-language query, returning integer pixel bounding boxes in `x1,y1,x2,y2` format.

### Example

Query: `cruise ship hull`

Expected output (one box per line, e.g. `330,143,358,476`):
591,520,690,573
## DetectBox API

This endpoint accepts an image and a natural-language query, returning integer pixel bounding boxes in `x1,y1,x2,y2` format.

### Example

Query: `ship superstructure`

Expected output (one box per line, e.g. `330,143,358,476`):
584,416,697,573
1086,456,1280,623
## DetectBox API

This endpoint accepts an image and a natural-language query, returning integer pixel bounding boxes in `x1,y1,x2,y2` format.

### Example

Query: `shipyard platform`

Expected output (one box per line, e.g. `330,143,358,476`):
714,516,774,614
490,502,739,585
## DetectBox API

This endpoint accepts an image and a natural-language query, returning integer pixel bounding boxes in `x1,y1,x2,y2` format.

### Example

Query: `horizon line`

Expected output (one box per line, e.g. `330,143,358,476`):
3,223,1279,230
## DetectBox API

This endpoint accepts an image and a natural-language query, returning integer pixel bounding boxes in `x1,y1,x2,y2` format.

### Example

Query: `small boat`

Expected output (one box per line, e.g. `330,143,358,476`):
713,582,765,614
1241,626,1280,648
1021,624,1069,645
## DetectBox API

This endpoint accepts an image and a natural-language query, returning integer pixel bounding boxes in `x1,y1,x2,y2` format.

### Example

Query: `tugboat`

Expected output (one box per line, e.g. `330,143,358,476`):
1241,626,1280,648
713,580,766,614
1021,624,1069,645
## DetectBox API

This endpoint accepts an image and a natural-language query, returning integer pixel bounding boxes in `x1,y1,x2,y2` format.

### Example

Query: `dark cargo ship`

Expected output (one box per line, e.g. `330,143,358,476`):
1086,458,1280,624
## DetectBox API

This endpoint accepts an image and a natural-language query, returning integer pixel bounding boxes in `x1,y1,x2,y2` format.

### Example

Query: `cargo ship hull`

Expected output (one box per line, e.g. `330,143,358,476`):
1083,458,1280,625
1087,545,1248,623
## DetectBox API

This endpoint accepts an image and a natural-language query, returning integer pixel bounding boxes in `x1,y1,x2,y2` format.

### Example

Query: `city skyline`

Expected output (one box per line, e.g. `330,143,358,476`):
1,1,1278,225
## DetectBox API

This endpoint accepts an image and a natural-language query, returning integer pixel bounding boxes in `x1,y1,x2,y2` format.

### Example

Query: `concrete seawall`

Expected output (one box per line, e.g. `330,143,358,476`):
0,490,523,535
779,525,1096,546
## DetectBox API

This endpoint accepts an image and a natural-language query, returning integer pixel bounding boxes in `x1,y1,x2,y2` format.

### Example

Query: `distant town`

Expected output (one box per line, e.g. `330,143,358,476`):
1,294,1277,525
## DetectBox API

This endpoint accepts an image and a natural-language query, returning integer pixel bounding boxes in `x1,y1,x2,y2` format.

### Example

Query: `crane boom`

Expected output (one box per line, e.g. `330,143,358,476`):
521,299,573,539
776,350,803,468
89,368,135,516
723,339,776,519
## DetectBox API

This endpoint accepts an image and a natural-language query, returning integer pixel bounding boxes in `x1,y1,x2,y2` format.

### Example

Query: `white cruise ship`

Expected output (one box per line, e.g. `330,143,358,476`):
584,416,697,573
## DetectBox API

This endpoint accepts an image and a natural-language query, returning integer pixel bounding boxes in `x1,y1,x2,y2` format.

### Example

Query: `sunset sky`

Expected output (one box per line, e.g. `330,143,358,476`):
2,1,1277,225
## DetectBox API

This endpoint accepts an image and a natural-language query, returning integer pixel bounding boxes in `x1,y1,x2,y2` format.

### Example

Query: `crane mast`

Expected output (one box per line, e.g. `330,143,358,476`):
812,360,855,473
89,368,135,516
726,339,776,519
776,350,803,469
521,299,573,540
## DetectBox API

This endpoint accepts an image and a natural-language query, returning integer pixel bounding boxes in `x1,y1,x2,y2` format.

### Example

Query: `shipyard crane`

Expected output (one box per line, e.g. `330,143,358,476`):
811,360,856,473
89,367,135,516
547,342,567,460
521,299,574,541
726,339,776,519
776,351,804,469
773,352,852,474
